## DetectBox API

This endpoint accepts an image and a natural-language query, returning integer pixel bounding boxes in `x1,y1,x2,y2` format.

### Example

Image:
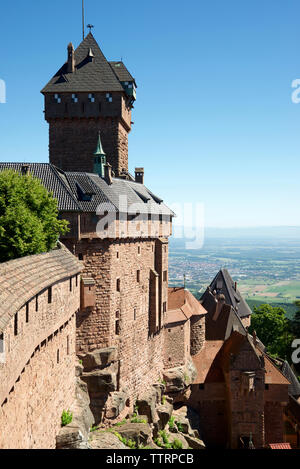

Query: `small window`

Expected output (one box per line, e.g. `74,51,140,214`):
48,287,52,304
138,246,141,255
76,275,78,287
116,278,120,292
163,302,167,313
199,384,205,390
70,277,72,292
72,93,78,103
0,333,3,354
115,319,120,335
78,253,83,260
134,308,137,320
116,251,119,259
137,270,140,283
265,384,269,390
26,302,29,323
164,245,167,253
57,349,60,364
14,312,18,336
163,270,167,282
67,336,70,355
35,295,38,312
106,93,112,103
54,93,61,103
88,93,95,103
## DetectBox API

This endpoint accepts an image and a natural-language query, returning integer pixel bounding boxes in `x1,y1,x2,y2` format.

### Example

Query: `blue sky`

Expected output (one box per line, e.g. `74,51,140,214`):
0,0,300,227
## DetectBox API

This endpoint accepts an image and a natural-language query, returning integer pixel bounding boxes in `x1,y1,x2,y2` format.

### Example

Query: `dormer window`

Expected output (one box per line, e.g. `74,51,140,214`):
72,93,78,103
54,93,61,103
106,93,112,103
88,93,95,103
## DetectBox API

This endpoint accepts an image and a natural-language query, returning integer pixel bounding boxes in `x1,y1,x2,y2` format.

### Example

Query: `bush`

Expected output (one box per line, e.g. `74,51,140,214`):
61,410,73,427
172,439,183,449
168,416,175,430
0,169,69,262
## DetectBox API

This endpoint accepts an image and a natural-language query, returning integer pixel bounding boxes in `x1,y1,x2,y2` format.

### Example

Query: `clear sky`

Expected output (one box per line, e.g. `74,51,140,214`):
0,0,300,228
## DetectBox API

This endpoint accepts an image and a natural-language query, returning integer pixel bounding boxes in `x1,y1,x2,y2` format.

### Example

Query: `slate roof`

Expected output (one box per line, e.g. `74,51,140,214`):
200,268,252,318
109,61,136,85
281,360,300,397
0,163,174,217
41,33,133,94
0,243,82,333
0,163,80,212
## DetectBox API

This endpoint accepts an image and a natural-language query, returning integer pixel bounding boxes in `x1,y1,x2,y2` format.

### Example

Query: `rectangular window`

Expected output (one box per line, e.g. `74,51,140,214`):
14,312,18,336
35,295,38,312
70,277,72,292
48,287,52,304
57,349,60,364
106,93,113,102
138,246,141,255
67,336,70,355
54,93,61,103
137,270,140,283
163,270,167,282
76,275,78,287
26,302,29,323
115,320,120,335
88,93,95,103
163,302,167,313
72,93,78,103
78,253,83,260
134,308,137,320
116,278,120,292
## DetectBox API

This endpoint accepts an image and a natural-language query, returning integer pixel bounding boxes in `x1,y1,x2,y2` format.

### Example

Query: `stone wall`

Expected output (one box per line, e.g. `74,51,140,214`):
163,321,190,369
46,91,131,176
190,315,206,356
0,246,81,449
69,237,168,401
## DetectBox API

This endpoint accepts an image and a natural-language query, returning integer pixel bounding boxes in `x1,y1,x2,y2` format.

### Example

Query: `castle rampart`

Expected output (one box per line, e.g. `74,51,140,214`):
0,244,82,448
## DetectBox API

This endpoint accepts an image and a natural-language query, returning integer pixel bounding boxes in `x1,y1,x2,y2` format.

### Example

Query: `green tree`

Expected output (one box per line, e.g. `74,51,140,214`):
0,170,69,262
249,304,294,360
291,300,300,337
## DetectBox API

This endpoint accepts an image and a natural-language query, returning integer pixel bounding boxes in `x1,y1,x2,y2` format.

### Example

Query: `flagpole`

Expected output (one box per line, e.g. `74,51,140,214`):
82,0,85,40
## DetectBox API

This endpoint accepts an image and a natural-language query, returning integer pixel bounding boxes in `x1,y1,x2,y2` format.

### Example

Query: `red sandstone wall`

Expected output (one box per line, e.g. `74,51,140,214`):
71,237,168,400
0,260,80,449
163,321,190,369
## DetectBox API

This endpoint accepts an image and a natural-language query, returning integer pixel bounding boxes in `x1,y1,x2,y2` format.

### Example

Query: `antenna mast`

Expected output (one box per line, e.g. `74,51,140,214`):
82,0,85,40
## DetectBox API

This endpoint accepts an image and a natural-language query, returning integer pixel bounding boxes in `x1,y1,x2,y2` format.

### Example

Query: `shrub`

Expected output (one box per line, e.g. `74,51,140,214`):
176,421,184,432
168,416,175,430
61,410,73,427
172,439,183,449
0,169,69,262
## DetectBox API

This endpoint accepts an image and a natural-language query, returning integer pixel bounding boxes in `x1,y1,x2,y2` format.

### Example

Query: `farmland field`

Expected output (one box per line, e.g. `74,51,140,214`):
168,229,300,319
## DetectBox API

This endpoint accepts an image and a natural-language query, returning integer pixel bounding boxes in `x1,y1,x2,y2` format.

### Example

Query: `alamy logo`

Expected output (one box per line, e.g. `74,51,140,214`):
291,338,300,364
0,79,6,103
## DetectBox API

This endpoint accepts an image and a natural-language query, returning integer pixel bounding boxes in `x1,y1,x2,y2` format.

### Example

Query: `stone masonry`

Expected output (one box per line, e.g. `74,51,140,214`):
0,244,82,449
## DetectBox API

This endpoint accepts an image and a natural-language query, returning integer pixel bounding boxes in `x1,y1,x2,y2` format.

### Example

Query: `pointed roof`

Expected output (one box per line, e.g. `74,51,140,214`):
201,268,252,318
41,33,125,93
94,132,106,156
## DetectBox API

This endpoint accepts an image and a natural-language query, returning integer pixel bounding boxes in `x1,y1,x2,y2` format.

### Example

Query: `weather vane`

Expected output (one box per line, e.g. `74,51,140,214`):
87,24,94,33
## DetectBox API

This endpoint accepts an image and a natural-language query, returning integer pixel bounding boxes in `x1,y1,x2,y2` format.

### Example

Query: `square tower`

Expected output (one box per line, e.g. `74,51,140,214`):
41,33,136,177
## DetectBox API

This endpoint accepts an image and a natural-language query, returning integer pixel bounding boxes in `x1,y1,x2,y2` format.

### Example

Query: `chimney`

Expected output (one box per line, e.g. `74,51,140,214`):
253,330,257,347
212,294,225,322
21,164,30,176
67,43,75,73
104,163,113,185
135,167,144,184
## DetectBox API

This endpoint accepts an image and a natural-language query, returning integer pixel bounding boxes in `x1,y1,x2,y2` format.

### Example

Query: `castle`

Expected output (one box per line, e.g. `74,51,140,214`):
0,33,299,449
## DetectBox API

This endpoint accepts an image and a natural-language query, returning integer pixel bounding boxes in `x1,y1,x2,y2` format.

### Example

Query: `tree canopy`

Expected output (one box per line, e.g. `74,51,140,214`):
0,169,69,262
249,303,294,360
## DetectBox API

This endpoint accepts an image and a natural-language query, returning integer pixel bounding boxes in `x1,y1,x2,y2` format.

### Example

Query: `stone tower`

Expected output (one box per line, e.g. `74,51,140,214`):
41,33,136,177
